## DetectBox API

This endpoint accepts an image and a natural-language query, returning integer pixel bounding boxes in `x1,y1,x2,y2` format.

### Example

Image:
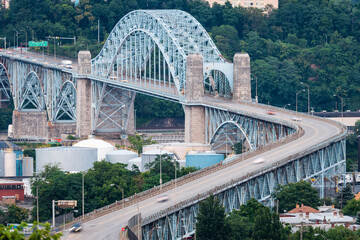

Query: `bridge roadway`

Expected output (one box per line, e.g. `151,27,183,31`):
63,97,342,240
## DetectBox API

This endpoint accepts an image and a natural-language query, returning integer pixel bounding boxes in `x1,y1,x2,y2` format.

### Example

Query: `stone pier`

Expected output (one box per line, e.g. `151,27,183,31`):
184,54,205,143
12,110,48,139
76,51,93,138
233,53,251,102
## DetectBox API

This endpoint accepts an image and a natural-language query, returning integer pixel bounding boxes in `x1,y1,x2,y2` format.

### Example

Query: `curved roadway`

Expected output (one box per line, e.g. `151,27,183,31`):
63,96,343,240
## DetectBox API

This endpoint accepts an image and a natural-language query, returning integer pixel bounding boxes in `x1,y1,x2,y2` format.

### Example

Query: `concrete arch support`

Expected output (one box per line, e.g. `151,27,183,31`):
233,53,251,102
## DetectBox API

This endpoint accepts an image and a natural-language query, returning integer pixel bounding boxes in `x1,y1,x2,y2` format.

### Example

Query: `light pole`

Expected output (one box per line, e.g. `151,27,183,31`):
12,29,19,48
283,103,291,109
20,30,28,48
110,184,125,239
75,44,84,59
82,172,84,219
160,147,163,192
252,75,258,103
296,89,306,113
334,94,344,124
27,26,34,41
300,82,310,114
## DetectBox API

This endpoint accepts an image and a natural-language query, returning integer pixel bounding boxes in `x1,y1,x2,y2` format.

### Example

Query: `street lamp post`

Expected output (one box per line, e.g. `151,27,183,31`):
27,26,34,41
334,94,344,124
300,82,310,114
283,103,291,109
110,184,125,239
296,89,306,114
12,29,19,48
20,29,27,49
82,172,84,219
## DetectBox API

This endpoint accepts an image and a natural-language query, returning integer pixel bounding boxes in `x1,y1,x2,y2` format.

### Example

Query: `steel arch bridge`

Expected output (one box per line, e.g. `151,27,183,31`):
91,10,233,99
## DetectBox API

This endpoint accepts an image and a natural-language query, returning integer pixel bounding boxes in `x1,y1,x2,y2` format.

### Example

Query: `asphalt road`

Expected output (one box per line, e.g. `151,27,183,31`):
63,97,343,240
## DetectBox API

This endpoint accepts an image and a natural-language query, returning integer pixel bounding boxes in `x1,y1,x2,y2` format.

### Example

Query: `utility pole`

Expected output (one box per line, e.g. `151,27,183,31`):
82,172,84,219
36,186,39,222
98,20,100,43
353,164,357,193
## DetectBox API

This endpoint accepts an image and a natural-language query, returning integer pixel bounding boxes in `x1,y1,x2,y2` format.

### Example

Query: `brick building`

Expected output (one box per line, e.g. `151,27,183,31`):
0,179,25,202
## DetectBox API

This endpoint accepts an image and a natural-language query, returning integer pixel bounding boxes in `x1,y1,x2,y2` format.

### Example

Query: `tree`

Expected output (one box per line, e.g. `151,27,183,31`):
226,211,252,240
272,181,320,213
128,135,157,154
0,222,62,240
252,208,272,240
343,198,360,216
6,205,29,224
196,195,229,240
335,184,354,209
238,198,266,222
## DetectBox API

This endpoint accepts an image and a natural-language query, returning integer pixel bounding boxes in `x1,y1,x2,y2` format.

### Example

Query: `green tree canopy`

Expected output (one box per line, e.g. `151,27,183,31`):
196,195,229,240
272,181,320,213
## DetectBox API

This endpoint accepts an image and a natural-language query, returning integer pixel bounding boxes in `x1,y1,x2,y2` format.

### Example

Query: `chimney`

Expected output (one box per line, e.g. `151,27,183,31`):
332,205,335,209
340,212,344,218
301,204,304,208
296,204,299,208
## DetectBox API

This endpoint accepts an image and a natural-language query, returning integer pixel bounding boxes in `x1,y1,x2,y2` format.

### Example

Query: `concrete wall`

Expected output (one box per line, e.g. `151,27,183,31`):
233,53,251,102
12,110,48,139
76,51,92,138
185,106,205,143
48,123,76,139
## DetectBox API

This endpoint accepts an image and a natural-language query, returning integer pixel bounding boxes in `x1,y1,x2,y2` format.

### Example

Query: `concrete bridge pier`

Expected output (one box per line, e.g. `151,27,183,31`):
184,54,206,144
233,53,251,102
12,110,48,139
76,51,93,138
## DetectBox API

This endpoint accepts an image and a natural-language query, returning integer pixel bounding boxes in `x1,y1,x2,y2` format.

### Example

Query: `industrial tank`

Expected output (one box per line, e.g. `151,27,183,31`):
4,151,16,177
22,157,34,176
141,149,174,172
186,153,224,169
127,157,142,171
106,150,138,164
73,138,115,161
0,153,4,176
36,147,97,173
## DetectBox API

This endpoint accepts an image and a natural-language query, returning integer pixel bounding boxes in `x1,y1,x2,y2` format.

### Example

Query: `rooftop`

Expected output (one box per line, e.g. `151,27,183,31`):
0,141,22,151
288,204,320,213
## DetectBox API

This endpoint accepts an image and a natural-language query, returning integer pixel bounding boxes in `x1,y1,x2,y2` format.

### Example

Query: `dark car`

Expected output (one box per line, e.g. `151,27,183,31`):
69,222,82,232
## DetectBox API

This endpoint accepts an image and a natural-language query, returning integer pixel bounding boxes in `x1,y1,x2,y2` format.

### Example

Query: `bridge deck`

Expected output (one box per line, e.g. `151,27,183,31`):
63,98,343,240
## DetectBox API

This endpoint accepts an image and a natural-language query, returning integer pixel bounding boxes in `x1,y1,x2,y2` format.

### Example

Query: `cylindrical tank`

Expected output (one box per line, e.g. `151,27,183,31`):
0,152,4,177
106,150,138,164
186,153,224,169
4,151,16,177
127,157,142,171
141,149,174,172
73,138,115,161
22,157,34,177
36,147,97,173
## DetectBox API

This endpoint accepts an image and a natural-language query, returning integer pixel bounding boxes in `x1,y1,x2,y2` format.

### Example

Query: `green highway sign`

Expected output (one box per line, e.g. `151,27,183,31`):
28,41,48,47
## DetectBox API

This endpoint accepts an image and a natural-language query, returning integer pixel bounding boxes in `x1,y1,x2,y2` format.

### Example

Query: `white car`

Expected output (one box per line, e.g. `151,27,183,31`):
291,117,302,122
157,195,169,202
253,158,265,164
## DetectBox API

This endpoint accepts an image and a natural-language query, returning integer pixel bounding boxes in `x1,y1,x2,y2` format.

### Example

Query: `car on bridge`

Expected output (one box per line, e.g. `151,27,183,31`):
69,222,82,232
253,158,265,164
266,110,276,115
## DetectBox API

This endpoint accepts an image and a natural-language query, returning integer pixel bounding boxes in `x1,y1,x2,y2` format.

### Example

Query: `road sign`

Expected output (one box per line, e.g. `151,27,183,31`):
28,41,48,47
57,200,77,208
122,227,125,232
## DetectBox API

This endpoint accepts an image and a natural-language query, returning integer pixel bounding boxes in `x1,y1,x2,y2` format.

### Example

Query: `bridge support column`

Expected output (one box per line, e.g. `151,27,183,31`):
185,54,205,143
233,53,251,102
76,51,92,138
12,110,48,139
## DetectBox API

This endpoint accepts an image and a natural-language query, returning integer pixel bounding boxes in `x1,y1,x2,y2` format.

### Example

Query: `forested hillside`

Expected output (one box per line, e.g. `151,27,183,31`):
1,0,360,115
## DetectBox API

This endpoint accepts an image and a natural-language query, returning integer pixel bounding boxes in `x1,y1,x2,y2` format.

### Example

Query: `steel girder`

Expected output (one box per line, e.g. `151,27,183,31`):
91,10,226,97
204,69,232,99
206,107,295,151
0,57,76,122
91,81,135,133
141,138,346,240
54,81,77,121
0,63,11,102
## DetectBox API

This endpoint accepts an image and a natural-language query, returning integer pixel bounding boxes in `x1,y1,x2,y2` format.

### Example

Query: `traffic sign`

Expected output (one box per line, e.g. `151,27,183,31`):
57,200,77,208
122,227,125,231
28,41,48,47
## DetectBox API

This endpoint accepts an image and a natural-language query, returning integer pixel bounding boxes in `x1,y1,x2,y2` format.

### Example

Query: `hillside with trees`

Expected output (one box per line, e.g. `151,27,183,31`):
1,0,360,116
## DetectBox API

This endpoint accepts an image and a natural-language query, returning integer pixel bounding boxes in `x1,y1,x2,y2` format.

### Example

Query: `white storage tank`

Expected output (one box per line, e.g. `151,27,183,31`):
73,137,115,161
0,152,4,176
22,157,34,176
36,147,97,173
106,150,138,164
127,157,142,171
4,151,16,177
141,149,174,172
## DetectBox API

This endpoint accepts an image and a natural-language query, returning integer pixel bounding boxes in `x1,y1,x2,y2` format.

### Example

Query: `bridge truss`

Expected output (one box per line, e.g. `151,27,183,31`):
142,133,346,240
